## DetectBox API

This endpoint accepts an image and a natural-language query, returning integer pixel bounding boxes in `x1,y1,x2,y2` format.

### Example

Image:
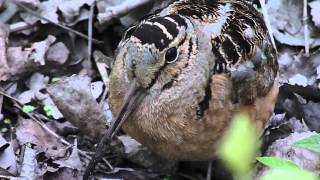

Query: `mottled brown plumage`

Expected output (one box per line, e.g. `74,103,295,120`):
108,0,279,160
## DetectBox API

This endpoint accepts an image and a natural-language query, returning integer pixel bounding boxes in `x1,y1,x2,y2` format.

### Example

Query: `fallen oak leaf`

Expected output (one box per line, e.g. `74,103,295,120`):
16,118,68,159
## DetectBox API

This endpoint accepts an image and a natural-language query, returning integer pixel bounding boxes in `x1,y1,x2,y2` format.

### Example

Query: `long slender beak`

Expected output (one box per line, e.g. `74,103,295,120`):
107,79,146,138
83,79,145,179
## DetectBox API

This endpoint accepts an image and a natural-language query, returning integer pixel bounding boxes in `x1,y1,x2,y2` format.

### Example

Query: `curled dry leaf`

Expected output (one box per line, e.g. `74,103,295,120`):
6,46,34,78
6,36,58,80
58,0,93,24
54,143,83,171
17,73,47,103
46,42,70,64
19,0,94,26
47,75,107,141
20,0,59,24
309,0,320,28
16,118,68,159
26,72,49,91
27,35,56,65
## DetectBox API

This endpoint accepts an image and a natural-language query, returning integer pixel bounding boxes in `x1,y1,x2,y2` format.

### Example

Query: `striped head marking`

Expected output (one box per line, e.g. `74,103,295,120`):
118,14,189,88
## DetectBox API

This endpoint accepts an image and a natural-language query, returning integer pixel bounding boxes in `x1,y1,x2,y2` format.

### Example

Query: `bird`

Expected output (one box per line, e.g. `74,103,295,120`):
107,0,279,161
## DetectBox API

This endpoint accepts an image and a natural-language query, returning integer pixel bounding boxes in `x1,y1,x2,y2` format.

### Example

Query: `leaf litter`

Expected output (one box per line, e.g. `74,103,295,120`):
0,0,320,179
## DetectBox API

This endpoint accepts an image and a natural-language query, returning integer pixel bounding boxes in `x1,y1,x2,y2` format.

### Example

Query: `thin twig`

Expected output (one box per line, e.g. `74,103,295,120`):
0,90,111,171
206,161,212,180
0,91,3,115
16,102,71,146
102,158,114,170
97,0,152,23
303,0,309,56
88,2,95,62
12,0,103,45
9,22,35,33
259,0,278,53
0,90,70,146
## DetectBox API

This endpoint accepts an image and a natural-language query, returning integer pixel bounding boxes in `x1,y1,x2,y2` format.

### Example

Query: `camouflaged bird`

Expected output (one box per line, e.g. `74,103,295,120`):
108,0,279,160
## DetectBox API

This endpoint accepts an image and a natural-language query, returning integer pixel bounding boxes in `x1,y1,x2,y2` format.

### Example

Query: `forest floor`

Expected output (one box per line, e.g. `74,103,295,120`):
0,0,320,179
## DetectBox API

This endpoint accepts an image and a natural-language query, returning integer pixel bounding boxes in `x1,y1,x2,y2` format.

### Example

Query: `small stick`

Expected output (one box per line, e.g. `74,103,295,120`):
0,90,111,169
9,22,35,33
98,0,152,23
12,0,103,45
0,90,70,146
206,161,213,180
259,0,278,53
87,2,95,61
0,89,117,176
303,0,309,56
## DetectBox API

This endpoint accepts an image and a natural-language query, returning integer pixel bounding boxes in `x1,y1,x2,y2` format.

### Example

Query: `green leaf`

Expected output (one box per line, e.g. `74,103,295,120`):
43,105,53,117
22,105,35,113
161,176,170,180
1,128,8,133
51,77,61,83
3,118,11,124
261,168,317,180
293,134,320,153
217,113,259,177
257,157,301,170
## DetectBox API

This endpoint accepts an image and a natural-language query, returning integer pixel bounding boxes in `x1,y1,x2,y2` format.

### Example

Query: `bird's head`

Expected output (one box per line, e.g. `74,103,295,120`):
107,14,191,137
118,14,189,88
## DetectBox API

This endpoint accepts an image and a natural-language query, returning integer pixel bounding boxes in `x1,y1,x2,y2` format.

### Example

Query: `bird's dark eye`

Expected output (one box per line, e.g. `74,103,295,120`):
165,47,178,63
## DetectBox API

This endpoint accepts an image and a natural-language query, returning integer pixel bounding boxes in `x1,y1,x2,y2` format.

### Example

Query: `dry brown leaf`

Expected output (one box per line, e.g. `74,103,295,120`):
54,143,83,171
0,135,18,176
0,24,10,81
309,0,320,28
27,35,56,65
47,75,107,141
58,0,93,24
20,0,59,24
46,42,70,64
6,46,32,78
16,118,68,159
6,35,57,79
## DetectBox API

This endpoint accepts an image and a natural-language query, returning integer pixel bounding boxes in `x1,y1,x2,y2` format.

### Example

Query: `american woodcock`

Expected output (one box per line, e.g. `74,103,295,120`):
108,0,279,161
